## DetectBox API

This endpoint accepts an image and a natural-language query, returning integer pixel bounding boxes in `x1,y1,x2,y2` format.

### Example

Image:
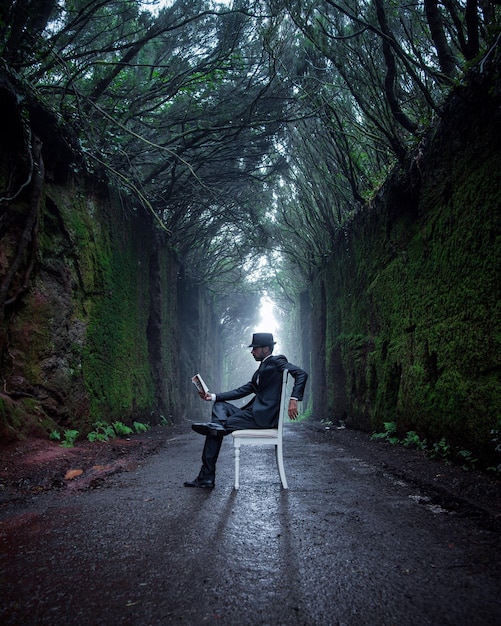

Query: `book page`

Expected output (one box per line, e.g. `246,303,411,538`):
191,374,208,394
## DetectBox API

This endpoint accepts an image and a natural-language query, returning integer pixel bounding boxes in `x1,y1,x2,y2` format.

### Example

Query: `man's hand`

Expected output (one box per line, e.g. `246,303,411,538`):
288,398,299,420
198,391,212,401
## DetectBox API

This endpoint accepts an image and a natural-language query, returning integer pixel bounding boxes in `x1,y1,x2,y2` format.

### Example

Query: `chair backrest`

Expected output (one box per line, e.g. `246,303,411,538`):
276,369,290,434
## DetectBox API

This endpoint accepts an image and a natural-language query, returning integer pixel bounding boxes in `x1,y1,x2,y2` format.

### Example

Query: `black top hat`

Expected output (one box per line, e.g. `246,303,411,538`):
248,332,276,347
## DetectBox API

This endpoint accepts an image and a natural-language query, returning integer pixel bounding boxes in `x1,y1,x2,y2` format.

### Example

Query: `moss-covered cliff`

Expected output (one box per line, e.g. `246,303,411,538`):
0,72,221,441
1,178,165,437
316,62,500,464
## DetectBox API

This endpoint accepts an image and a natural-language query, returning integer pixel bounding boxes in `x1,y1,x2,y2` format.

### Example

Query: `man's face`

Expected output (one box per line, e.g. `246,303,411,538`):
251,346,268,361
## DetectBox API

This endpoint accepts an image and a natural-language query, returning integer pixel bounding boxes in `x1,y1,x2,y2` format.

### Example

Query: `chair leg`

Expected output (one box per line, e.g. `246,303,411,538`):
234,444,240,490
276,442,288,489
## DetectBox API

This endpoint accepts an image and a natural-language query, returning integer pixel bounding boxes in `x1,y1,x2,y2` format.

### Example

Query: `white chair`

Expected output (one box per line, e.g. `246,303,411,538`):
231,369,290,489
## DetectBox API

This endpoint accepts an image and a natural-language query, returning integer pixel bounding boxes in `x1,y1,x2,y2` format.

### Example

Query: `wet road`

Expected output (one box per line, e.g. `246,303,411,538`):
1,423,500,625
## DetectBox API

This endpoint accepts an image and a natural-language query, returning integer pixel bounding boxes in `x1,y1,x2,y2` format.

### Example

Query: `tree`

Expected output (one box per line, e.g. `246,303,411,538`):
1,0,498,322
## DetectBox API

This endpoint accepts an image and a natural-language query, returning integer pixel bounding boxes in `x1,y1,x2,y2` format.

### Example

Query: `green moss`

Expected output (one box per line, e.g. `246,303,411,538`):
82,203,155,424
321,91,501,465
0,395,60,441
31,183,162,434
0,397,22,440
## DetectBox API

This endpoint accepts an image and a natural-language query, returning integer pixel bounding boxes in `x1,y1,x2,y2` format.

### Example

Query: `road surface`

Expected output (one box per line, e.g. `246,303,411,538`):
1,422,500,625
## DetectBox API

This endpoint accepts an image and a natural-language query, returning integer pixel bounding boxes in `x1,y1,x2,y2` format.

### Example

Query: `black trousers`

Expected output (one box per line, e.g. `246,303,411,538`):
198,401,260,481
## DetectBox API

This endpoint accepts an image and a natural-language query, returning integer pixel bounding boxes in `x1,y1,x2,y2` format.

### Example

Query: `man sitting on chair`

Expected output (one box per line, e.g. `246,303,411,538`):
184,332,308,489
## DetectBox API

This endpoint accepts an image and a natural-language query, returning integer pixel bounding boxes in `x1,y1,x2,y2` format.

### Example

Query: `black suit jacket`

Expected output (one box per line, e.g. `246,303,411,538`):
215,354,308,428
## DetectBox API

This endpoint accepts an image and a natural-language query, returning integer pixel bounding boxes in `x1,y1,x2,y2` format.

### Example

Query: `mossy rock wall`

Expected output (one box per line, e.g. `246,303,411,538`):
0,171,222,440
321,67,500,461
0,72,229,441
0,176,168,438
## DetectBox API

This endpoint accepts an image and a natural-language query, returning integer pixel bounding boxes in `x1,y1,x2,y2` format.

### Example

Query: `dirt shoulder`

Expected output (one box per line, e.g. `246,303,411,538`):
309,423,501,529
1,421,500,530
0,424,178,502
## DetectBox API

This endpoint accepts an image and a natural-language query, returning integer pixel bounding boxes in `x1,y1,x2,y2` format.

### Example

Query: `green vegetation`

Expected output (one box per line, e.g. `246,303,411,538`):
87,421,116,442
457,449,478,471
401,431,427,451
87,420,149,442
50,429,80,448
428,437,451,461
113,421,133,437
371,423,480,471
48,420,149,445
370,421,400,445
61,430,80,448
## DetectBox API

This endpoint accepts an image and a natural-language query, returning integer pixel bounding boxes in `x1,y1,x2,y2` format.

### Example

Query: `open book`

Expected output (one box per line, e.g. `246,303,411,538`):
191,374,209,394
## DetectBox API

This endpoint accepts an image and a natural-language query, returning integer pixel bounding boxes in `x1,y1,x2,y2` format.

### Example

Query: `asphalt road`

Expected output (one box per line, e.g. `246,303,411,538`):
1,423,500,625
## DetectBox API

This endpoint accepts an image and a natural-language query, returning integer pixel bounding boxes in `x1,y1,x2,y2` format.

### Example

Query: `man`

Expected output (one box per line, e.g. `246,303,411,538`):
184,332,308,489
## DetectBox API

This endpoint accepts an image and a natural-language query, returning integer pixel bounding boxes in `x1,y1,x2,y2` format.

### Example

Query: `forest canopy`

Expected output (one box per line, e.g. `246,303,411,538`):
1,0,499,327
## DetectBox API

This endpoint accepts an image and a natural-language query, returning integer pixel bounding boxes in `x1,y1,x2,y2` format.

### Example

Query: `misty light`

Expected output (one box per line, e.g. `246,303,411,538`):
257,294,280,352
